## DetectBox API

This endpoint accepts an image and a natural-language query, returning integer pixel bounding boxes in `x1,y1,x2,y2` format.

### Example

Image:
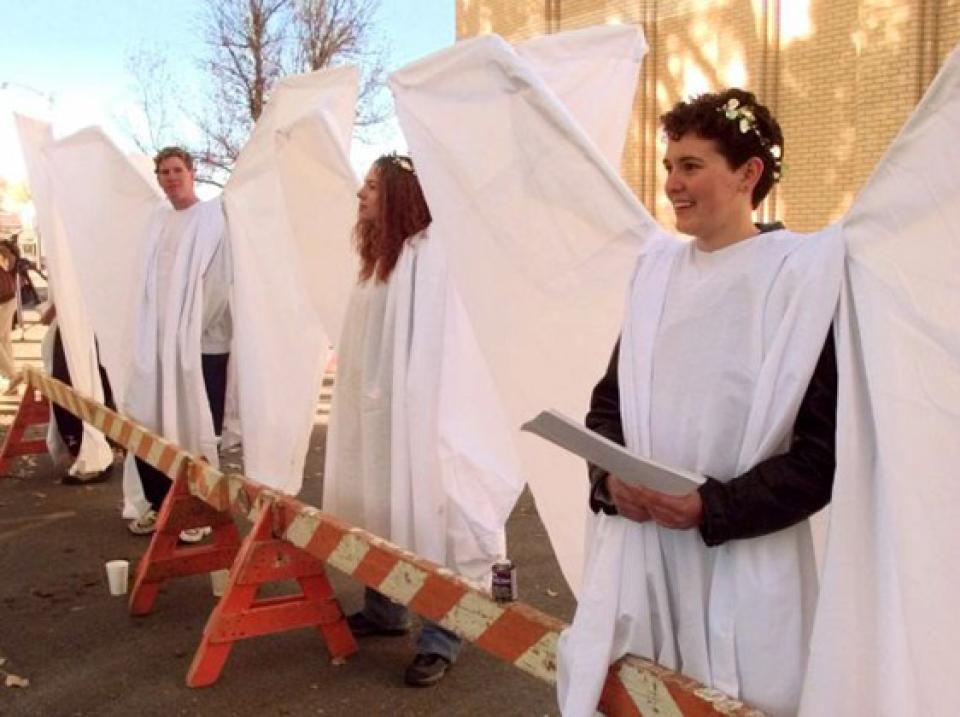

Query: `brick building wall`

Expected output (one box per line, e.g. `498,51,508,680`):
456,0,960,231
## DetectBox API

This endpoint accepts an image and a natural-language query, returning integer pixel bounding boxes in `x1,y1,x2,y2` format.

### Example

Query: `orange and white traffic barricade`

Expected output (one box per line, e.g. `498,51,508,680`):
23,365,765,717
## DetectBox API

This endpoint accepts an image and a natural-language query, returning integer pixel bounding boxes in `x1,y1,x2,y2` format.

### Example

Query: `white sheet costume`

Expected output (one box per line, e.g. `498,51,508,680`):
558,229,842,716
391,27,960,717
321,26,645,585
14,115,116,482
118,198,231,507
34,67,359,501
391,25,650,593
323,230,522,580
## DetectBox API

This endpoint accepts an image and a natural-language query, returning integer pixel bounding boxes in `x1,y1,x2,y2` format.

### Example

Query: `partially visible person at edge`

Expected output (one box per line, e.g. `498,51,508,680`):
125,147,232,543
39,302,116,484
323,154,471,688
0,240,23,395
560,89,838,717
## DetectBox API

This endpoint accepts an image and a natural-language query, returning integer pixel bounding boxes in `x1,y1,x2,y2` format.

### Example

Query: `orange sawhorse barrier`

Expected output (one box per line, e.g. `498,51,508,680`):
26,367,766,716
129,466,242,616
0,388,49,476
187,495,357,686
129,461,357,686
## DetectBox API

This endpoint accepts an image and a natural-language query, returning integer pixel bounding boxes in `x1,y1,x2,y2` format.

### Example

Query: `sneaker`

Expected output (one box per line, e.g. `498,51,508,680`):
178,527,212,544
128,510,158,535
404,653,451,687
61,466,112,485
346,611,410,637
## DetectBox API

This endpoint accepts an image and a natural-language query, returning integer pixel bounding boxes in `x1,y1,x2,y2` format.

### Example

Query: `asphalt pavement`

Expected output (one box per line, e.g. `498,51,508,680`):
0,323,577,717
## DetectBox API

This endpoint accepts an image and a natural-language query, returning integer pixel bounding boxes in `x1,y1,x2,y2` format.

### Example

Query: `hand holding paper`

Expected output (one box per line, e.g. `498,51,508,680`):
608,476,704,529
520,409,703,496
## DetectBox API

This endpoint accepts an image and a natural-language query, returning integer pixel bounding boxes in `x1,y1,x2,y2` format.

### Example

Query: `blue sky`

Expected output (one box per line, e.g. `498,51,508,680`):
0,0,455,184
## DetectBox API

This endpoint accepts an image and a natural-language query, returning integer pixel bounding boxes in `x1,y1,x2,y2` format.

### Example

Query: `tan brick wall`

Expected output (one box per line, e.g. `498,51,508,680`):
457,0,960,231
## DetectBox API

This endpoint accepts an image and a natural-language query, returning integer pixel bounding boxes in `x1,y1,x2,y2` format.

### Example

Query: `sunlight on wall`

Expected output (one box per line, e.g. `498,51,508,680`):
781,0,814,47
724,55,749,88
479,7,493,35
605,14,623,25
682,63,711,97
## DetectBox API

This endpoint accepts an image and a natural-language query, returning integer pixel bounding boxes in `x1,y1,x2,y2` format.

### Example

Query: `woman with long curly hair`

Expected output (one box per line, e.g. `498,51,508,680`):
324,153,521,688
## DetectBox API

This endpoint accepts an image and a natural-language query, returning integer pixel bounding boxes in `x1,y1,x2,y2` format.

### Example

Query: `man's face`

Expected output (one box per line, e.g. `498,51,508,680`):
156,156,198,210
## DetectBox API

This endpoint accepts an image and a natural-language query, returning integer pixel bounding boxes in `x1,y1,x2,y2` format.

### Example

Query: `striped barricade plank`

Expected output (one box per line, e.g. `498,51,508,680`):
23,366,765,717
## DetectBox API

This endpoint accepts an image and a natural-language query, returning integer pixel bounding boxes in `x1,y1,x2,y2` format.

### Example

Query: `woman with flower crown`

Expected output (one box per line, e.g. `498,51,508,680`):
322,153,524,688
393,36,960,715
555,88,843,717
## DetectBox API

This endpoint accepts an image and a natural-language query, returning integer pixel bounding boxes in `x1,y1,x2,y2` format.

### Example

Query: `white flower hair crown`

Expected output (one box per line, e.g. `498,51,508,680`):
718,98,783,181
388,153,416,175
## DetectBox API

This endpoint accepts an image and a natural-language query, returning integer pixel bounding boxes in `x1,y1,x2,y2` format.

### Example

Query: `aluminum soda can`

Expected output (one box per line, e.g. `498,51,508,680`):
491,560,517,602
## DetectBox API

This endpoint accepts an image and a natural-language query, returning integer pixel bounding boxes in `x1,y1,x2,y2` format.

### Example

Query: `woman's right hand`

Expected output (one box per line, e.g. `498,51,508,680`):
607,475,653,523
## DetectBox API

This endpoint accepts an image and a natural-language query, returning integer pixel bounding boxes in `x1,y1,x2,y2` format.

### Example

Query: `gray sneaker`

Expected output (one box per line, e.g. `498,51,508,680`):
128,510,158,535
404,653,451,687
178,527,212,544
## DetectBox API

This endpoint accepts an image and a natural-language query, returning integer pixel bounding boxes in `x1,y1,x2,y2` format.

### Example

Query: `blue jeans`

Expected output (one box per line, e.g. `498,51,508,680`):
361,587,462,663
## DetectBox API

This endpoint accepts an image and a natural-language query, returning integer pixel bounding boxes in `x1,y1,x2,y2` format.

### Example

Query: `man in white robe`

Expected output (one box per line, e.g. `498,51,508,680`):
125,147,232,539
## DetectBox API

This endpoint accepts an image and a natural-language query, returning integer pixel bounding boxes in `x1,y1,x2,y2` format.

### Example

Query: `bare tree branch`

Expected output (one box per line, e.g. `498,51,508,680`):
292,0,389,128
116,45,178,155
126,0,388,180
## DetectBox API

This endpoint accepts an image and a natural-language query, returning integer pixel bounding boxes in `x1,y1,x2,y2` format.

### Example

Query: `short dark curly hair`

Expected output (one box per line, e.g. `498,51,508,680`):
661,88,783,208
153,146,194,174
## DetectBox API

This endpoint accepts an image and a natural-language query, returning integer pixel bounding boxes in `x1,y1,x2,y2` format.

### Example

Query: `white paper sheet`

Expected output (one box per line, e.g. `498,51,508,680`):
521,409,701,495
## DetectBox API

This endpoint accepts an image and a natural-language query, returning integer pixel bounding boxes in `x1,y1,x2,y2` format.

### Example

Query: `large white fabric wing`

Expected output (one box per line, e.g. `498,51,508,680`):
223,66,359,493
801,47,960,717
14,114,113,475
390,29,655,592
516,24,647,169
45,128,164,410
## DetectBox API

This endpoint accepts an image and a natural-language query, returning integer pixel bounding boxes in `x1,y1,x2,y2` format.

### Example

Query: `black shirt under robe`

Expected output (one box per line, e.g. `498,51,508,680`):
585,331,837,547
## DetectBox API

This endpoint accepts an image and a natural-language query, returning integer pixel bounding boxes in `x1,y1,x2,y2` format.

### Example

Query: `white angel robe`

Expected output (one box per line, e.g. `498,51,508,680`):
13,114,114,479
391,30,960,715
557,229,844,717
122,199,231,507
390,27,650,593
799,46,960,717
323,230,523,581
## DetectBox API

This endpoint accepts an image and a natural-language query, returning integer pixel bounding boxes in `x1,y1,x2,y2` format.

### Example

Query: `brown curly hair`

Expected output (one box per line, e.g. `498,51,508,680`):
354,154,432,283
661,88,783,208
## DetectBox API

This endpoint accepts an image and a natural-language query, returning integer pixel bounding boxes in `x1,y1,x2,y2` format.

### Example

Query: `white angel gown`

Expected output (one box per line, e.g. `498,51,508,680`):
557,228,843,717
323,229,523,582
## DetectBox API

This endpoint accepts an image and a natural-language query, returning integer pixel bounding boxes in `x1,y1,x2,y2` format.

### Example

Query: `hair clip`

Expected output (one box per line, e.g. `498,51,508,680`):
388,153,416,174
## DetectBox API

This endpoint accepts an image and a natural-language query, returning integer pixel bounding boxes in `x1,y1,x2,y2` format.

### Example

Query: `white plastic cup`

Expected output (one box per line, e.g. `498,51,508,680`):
105,560,130,596
210,569,230,597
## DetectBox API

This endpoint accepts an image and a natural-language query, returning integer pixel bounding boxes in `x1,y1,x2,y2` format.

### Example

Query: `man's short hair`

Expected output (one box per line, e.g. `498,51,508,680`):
153,146,194,173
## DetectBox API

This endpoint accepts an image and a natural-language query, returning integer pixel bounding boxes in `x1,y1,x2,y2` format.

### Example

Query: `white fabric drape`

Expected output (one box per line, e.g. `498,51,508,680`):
14,115,114,478
323,230,522,580
391,26,649,592
223,67,359,493
558,230,843,716
122,200,226,468
391,25,960,717
799,46,960,717
42,66,358,498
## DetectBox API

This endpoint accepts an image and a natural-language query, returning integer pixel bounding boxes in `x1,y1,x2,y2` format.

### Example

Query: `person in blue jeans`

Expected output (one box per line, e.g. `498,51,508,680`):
324,153,470,687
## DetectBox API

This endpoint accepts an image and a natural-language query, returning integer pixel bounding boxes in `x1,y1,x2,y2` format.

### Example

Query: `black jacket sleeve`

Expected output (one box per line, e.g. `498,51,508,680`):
697,331,838,546
583,331,839,545
584,339,623,515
